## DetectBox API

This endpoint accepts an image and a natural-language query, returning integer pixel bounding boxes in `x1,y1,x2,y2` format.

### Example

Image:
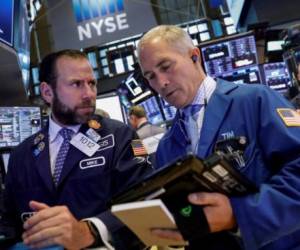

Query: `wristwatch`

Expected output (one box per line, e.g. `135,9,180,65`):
85,220,103,247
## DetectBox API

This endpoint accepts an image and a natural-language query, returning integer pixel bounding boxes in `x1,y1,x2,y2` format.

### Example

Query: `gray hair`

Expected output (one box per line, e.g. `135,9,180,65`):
137,25,195,57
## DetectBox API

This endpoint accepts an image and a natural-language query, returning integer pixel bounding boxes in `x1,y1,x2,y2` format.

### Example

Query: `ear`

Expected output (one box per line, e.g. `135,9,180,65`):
190,47,201,63
40,82,54,105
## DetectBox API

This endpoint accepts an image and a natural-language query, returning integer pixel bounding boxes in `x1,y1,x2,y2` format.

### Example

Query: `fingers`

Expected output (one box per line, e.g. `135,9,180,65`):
151,229,184,241
29,200,49,211
23,225,62,247
24,205,70,230
188,192,221,206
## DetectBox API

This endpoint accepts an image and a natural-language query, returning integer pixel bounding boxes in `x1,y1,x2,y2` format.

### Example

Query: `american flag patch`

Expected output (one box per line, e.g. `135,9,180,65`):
277,108,300,126
131,139,148,156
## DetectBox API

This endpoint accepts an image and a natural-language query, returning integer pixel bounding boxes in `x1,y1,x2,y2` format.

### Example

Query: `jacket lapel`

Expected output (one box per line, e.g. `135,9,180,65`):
168,113,191,148
197,79,237,157
33,127,55,192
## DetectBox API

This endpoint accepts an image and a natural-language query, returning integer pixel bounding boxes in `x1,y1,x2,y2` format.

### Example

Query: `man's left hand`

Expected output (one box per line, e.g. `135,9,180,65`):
22,200,94,250
152,192,236,241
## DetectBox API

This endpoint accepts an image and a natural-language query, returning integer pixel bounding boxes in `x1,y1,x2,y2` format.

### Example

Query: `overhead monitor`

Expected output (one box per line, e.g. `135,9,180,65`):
96,92,125,123
220,65,262,84
120,74,154,105
200,32,259,82
0,106,41,149
138,96,164,125
261,62,291,92
0,0,14,46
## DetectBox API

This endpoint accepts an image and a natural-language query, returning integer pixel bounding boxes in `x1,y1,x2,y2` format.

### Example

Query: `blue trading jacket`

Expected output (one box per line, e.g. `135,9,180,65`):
156,79,300,250
3,115,151,249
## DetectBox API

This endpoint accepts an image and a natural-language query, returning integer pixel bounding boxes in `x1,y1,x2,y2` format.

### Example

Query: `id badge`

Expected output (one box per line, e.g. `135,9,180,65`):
70,132,100,157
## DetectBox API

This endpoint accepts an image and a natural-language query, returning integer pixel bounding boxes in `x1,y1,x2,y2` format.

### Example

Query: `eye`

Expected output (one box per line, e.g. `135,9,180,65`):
160,62,172,72
145,73,155,81
89,80,97,87
71,80,81,87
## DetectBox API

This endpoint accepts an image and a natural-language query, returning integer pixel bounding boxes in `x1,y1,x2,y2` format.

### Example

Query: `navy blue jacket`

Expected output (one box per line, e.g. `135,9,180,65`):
156,79,300,250
3,115,151,249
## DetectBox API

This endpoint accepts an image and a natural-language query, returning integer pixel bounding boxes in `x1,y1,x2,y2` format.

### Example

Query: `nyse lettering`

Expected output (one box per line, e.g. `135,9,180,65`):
78,13,129,41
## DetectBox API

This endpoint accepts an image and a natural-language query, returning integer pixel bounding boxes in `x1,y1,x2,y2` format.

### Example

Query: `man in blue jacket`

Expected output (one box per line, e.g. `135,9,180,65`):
137,25,300,250
2,49,151,249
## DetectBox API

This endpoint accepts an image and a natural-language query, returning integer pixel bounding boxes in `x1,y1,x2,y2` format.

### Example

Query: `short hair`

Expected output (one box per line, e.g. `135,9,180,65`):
39,49,88,88
137,25,194,57
129,105,147,118
95,108,110,118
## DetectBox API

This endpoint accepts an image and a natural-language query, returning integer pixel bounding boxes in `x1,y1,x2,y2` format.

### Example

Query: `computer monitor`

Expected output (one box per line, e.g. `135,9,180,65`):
120,74,153,104
138,96,164,125
96,92,125,123
260,62,291,92
220,65,262,84
159,98,177,121
200,32,259,81
0,106,41,149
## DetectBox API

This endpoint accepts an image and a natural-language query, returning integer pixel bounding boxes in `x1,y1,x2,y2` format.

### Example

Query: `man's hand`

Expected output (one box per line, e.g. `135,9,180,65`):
152,192,237,241
22,201,94,250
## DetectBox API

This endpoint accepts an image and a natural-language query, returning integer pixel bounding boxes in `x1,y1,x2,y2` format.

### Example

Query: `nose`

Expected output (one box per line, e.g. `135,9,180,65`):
82,82,96,100
153,73,169,90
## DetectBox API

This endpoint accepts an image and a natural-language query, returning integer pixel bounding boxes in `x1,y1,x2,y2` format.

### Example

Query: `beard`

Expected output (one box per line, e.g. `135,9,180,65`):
52,91,95,125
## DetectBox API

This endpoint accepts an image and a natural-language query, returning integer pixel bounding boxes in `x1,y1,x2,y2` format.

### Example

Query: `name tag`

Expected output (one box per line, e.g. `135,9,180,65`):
70,132,100,157
86,128,101,142
97,134,115,152
80,156,106,169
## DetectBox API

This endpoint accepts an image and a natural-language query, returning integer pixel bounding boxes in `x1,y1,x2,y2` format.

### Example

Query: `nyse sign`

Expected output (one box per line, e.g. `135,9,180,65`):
72,0,130,41
47,0,157,50
78,13,129,41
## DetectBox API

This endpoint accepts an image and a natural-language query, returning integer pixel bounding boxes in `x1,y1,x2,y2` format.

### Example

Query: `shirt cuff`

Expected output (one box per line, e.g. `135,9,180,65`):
83,217,115,250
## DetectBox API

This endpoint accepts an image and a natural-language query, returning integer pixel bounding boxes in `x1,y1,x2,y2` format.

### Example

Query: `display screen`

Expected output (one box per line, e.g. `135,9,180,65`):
0,0,14,46
261,62,291,92
96,92,125,122
200,33,258,79
220,65,262,84
0,107,41,148
120,74,153,104
159,98,177,121
139,96,164,125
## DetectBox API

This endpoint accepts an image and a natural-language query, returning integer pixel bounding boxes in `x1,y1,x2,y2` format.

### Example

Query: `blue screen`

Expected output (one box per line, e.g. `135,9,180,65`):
262,62,291,92
0,0,14,46
139,96,164,125
0,107,41,148
201,34,259,79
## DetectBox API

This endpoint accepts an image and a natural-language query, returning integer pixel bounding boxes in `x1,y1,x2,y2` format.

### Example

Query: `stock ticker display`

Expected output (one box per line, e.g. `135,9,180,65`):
262,62,291,92
0,107,41,148
200,34,261,84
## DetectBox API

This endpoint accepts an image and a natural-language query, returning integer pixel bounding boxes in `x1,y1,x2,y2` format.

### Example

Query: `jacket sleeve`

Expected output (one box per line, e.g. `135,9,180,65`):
230,88,300,250
96,124,152,250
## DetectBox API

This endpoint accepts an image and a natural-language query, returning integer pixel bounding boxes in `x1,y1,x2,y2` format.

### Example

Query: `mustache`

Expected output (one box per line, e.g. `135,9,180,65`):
76,100,95,108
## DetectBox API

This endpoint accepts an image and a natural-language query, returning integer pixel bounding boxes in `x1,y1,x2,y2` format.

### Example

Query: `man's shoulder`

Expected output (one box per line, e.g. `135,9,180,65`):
216,79,274,98
91,115,133,136
11,128,46,155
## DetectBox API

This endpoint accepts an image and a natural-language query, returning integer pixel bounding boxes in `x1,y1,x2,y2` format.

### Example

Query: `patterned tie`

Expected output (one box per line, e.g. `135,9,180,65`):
183,104,204,153
53,128,74,186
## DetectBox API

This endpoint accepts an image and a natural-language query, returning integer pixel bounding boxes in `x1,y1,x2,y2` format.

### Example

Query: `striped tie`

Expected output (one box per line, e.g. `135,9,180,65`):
53,128,74,186
183,104,203,153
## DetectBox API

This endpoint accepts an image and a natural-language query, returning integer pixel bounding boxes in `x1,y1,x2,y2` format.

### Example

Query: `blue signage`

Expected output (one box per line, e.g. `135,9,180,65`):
0,0,14,46
72,0,124,23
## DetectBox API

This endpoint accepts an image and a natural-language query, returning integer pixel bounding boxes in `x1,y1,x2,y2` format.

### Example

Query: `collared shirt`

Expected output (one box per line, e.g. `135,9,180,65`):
48,115,81,175
180,76,217,142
